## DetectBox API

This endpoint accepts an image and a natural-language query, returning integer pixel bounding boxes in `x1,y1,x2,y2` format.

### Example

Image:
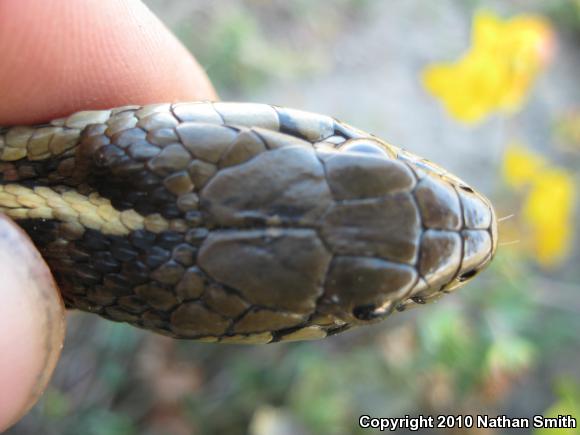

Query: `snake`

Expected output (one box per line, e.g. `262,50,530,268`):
0,102,497,344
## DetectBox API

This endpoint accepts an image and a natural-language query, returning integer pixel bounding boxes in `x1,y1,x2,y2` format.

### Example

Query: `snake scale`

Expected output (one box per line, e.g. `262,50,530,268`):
0,102,497,343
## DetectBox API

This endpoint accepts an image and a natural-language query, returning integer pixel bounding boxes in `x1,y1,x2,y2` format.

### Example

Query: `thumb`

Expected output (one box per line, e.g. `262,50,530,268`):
0,216,65,432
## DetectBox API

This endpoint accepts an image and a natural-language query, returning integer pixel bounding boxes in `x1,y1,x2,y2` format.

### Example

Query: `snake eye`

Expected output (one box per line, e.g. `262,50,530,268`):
352,303,393,321
458,269,478,282
352,304,379,321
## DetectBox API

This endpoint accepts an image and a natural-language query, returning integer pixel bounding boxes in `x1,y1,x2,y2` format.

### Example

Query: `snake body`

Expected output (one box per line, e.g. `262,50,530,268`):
0,102,497,343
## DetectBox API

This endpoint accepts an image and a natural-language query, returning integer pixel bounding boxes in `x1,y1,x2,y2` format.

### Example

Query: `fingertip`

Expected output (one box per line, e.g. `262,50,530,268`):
0,0,217,125
0,216,65,431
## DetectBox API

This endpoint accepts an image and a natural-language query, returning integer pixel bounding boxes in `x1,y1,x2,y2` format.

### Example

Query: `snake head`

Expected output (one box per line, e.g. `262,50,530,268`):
0,102,498,341
314,138,498,325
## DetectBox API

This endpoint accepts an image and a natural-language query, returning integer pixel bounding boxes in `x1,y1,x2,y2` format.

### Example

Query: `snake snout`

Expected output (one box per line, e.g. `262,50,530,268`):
382,150,499,309
443,188,498,292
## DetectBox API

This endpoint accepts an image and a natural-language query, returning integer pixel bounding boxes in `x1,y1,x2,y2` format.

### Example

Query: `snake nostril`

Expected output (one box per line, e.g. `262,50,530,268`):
459,269,478,281
352,304,379,321
411,296,426,304
459,185,475,193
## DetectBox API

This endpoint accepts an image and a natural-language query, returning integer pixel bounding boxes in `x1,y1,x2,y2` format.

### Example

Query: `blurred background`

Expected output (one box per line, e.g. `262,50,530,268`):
9,0,580,434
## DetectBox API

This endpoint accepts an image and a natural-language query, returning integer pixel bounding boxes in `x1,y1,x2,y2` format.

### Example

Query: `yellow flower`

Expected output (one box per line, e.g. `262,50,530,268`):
523,168,574,267
423,11,553,124
502,144,575,267
502,143,547,189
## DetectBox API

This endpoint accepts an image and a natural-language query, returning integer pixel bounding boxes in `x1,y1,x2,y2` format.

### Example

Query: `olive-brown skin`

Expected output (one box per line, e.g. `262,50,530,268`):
0,102,497,343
